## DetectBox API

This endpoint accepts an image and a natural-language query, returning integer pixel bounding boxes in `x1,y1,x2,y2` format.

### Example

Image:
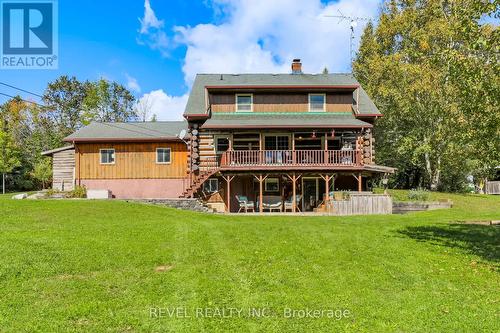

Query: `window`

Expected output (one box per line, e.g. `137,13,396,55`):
156,148,171,164
203,178,219,193
264,135,289,150
236,94,253,112
309,94,326,112
215,137,230,154
100,149,115,164
265,178,279,192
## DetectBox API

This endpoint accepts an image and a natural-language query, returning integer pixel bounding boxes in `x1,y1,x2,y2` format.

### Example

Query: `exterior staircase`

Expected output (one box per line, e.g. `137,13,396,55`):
181,168,219,198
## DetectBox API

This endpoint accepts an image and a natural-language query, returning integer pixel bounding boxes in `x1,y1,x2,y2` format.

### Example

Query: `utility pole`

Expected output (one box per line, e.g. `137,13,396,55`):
325,10,371,70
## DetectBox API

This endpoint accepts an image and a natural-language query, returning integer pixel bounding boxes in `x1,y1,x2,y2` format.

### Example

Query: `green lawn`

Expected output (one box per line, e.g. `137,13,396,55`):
0,192,499,332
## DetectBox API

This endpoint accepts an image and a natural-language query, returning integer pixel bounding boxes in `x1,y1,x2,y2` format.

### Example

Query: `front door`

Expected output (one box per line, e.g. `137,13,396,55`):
302,178,317,211
302,177,326,211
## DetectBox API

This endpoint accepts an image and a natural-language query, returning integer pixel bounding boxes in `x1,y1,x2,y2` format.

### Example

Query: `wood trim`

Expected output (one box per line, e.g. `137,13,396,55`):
355,114,383,118
221,165,365,171
202,124,373,129
206,85,360,90
65,137,183,143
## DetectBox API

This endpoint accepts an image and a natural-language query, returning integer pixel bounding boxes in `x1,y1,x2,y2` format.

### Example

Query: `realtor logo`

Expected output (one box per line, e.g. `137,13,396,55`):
1,0,58,69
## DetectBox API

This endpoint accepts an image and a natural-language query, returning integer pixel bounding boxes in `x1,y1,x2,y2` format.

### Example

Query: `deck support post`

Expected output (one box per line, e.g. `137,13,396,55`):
352,172,362,192
320,174,334,203
222,175,235,213
253,174,268,213
287,173,301,213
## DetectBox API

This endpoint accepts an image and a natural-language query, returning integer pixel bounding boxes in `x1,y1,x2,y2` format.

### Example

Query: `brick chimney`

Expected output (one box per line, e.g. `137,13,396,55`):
291,58,302,74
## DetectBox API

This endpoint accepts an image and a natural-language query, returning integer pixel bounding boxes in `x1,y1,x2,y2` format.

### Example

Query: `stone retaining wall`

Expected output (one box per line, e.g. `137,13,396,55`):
393,201,453,214
131,199,213,213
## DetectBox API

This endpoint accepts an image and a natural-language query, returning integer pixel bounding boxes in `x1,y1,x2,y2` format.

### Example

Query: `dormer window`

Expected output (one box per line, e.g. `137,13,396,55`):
309,94,326,112
236,94,253,112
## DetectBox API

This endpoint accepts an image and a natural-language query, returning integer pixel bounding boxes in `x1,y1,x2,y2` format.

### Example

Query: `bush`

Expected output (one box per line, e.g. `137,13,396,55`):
407,188,430,201
66,185,86,198
45,188,59,197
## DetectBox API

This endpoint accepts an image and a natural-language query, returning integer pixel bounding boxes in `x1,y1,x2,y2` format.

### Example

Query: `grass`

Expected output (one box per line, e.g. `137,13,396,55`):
0,192,499,332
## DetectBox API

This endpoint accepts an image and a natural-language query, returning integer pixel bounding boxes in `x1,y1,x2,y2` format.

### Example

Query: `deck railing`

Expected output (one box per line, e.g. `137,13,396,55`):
219,149,362,168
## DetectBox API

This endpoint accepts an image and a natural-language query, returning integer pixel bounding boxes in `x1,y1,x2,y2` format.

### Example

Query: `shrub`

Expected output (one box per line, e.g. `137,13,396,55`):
407,188,430,201
45,188,59,197
66,185,86,198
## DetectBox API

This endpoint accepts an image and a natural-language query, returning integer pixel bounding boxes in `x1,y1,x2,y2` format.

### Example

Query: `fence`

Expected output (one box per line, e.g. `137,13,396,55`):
485,181,500,195
326,193,392,216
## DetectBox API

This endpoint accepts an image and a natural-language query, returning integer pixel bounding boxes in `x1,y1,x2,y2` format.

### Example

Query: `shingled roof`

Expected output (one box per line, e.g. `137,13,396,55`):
184,73,381,117
64,121,187,142
201,112,372,129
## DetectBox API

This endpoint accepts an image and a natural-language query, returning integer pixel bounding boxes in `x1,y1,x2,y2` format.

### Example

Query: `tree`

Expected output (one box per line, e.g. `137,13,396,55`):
134,95,153,122
353,0,499,191
83,79,137,123
43,76,88,138
1,76,137,192
0,129,21,194
31,158,52,189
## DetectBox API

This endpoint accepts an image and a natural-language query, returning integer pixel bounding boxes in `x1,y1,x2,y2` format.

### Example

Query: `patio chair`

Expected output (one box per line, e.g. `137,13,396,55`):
259,195,283,212
235,195,255,213
284,195,302,212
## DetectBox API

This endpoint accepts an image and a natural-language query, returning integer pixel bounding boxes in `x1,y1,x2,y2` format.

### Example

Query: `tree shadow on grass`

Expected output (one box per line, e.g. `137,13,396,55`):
397,223,500,267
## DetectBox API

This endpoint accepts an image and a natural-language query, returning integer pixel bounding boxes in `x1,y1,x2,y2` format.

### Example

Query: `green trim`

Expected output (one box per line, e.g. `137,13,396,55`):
212,112,354,116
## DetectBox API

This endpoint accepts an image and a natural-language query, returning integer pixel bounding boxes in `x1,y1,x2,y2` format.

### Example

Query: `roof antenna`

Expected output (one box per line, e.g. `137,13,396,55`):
324,10,371,71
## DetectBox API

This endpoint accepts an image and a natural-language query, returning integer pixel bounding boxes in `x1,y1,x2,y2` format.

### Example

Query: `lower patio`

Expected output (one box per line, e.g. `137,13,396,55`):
201,172,391,214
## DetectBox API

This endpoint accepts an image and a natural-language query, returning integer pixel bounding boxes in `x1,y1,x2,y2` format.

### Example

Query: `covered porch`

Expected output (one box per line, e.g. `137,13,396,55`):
213,171,371,213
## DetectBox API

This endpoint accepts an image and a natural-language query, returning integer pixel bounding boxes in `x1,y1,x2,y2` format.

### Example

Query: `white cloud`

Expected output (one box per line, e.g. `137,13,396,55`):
138,0,381,119
137,90,189,121
137,0,169,56
125,73,141,93
174,0,381,85
139,0,164,33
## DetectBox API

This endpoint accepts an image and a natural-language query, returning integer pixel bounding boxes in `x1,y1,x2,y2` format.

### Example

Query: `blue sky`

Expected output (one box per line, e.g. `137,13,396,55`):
0,0,382,120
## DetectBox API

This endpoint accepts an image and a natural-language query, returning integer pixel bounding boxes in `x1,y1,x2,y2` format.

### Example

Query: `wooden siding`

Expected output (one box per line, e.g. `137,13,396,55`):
210,92,353,113
76,142,187,179
52,149,75,191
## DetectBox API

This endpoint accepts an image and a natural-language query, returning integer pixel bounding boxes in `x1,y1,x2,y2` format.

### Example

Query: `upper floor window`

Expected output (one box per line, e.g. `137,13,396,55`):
309,94,326,112
156,148,171,164
100,149,115,164
236,94,253,112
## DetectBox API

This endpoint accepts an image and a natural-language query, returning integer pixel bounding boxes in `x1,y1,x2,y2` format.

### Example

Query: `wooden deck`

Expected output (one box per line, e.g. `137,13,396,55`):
218,149,362,170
